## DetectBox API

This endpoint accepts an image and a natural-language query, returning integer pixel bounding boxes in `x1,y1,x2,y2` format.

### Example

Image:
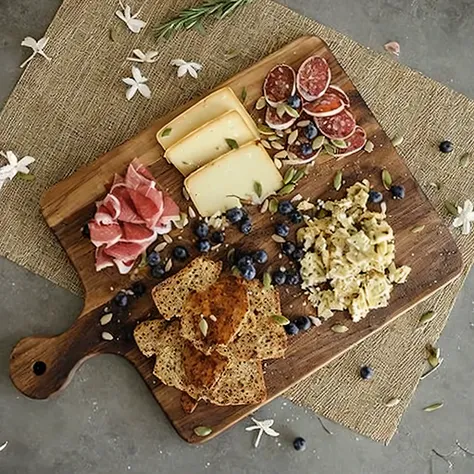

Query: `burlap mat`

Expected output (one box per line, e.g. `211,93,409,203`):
1,0,473,444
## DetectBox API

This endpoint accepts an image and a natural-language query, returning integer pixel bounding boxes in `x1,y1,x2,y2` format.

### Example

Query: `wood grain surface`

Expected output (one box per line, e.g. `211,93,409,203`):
9,36,462,443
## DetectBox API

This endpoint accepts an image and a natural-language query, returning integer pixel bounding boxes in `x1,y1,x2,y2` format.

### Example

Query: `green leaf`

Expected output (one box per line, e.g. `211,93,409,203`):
137,253,148,269
382,169,392,190
284,105,299,118
254,180,263,198
194,426,212,437
225,138,239,150
283,167,296,185
271,314,290,325
240,87,247,102
292,168,306,184
161,127,172,137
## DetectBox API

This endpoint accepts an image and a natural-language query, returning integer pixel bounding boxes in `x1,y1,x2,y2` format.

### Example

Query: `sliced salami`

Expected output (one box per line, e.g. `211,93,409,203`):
296,56,331,102
265,106,297,131
333,126,367,158
327,85,350,107
315,109,356,140
303,93,345,117
263,64,296,107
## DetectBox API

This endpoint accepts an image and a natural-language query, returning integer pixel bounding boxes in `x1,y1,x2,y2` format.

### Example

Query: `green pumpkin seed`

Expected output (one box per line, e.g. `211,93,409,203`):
333,170,343,191
225,138,239,150
420,358,443,379
419,310,436,325
312,135,325,149
137,252,148,269
444,201,458,216
331,324,348,333
16,172,35,181
263,271,272,289
382,169,392,190
276,104,286,118
460,153,471,168
271,141,285,151
198,318,208,337
255,96,267,110
194,426,212,437
428,355,439,368
287,129,299,145
385,398,400,407
297,120,310,127
269,198,279,214
423,402,443,412
323,143,337,155
292,168,306,183
411,225,425,233
391,135,404,147
240,87,247,102
253,180,263,198
271,314,290,325
364,140,374,153
278,183,296,196
161,127,172,137
331,139,347,149
258,124,274,135
284,105,299,118
273,158,283,169
283,167,296,185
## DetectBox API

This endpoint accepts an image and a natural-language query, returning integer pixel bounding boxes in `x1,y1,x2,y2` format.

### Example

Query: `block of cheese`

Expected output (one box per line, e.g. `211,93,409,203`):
156,87,259,150
184,143,283,217
165,111,259,176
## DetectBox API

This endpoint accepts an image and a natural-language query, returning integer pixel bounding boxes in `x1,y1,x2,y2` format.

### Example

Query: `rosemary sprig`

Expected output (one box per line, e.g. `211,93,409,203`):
154,0,253,40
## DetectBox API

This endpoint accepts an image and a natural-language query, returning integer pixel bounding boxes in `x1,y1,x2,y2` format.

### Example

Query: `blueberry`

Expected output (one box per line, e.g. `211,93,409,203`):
390,185,405,199
114,292,128,307
289,210,303,224
282,241,296,256
240,264,257,281
194,221,209,239
239,218,252,235
368,190,383,204
286,270,301,285
295,316,311,331
285,322,299,336
292,247,305,262
151,263,166,279
278,200,294,215
253,249,268,264
210,230,225,244
293,437,306,451
172,245,189,261
131,281,146,297
304,122,318,140
360,365,374,380
226,207,244,224
81,223,90,238
272,270,287,286
237,255,254,271
439,140,454,153
196,239,211,253
275,222,290,237
301,143,313,156
287,94,301,109
147,251,160,267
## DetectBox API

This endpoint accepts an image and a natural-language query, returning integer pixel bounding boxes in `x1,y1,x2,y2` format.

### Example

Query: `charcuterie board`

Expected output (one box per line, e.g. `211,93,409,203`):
9,36,462,443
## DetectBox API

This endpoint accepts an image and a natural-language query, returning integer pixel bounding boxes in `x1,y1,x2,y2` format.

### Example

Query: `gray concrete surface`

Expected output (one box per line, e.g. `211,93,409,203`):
1,0,474,473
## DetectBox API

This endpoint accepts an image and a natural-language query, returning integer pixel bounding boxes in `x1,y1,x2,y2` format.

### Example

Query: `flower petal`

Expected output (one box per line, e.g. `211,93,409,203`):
189,62,203,70
115,10,126,22
37,37,49,50
170,59,187,67
5,151,18,166
453,217,463,227
187,66,198,79
133,49,146,59
463,220,471,235
124,5,132,20
126,85,138,101
122,77,136,86
465,200,473,213
138,83,151,99
263,427,279,437
245,426,261,431
132,66,143,83
21,37,38,50
128,18,146,33
18,156,35,168
177,65,189,78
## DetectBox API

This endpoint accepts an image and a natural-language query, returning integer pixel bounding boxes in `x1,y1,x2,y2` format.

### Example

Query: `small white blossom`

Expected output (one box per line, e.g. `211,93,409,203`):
453,199,474,235
20,36,51,68
122,66,151,100
170,59,202,79
127,49,159,63
245,417,279,448
116,1,146,33
0,151,35,189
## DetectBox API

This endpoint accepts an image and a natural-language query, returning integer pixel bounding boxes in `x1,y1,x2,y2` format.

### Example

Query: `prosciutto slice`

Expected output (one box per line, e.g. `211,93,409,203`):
89,221,122,248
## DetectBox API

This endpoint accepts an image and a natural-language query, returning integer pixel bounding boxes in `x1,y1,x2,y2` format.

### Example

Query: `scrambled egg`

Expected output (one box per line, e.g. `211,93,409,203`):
298,180,411,322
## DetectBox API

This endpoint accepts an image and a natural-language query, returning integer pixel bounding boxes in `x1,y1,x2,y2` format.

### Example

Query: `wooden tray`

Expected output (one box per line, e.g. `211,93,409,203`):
9,36,462,443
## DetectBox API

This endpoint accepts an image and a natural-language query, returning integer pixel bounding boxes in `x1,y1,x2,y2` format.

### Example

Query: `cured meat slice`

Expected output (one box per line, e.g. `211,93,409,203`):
297,56,331,101
89,221,122,248
95,247,114,271
315,109,356,140
102,194,121,219
154,221,172,235
327,85,350,107
303,93,345,117
265,106,297,131
111,173,125,191
95,204,115,225
128,188,162,228
136,184,165,219
104,241,146,261
114,259,136,275
333,126,367,158
134,161,155,181
263,64,296,107
160,194,181,223
122,222,156,245
112,187,145,224
125,161,156,190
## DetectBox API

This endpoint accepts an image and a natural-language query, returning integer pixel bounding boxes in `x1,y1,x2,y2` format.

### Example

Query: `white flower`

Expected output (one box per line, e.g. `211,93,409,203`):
170,59,202,79
0,151,35,190
122,66,151,100
20,36,51,68
453,199,474,235
127,49,159,63
116,1,146,33
245,417,279,448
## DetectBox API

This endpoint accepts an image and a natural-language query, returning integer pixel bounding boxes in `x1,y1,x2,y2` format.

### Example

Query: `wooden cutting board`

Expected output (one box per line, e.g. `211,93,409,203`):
9,36,462,443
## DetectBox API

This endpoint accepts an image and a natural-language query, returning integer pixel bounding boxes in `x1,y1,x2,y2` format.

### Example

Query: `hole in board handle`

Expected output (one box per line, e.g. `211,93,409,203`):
33,361,47,376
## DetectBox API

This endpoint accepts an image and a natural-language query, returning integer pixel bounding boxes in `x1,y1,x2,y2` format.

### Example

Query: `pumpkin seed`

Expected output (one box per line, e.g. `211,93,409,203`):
100,313,113,326
263,271,272,289
161,127,172,137
254,180,263,198
385,398,400,407
364,140,374,153
255,96,267,110
283,167,296,185
240,87,247,102
411,225,425,233
165,258,173,272
420,358,443,379
382,169,392,190
199,317,209,337
277,183,295,196
271,314,290,325
297,120,310,127
292,168,306,183
260,199,269,213
288,129,299,145
223,50,240,60
276,104,286,118
182,186,190,200
312,135,325,149
419,310,436,325
226,138,239,150
333,170,343,191
331,324,348,333
423,402,443,412
194,426,212,437
188,206,196,219
323,143,337,155
269,198,279,214
273,158,283,169
460,152,471,168
271,141,284,150
276,130,285,137
287,151,298,161
444,201,458,216
154,241,167,252
391,135,404,147
274,150,288,159
163,234,173,244
272,234,286,243
17,172,35,181
258,124,274,135
284,105,299,118
428,354,439,368
331,139,347,149
267,135,279,141
137,252,148,269
261,139,271,149
101,331,114,341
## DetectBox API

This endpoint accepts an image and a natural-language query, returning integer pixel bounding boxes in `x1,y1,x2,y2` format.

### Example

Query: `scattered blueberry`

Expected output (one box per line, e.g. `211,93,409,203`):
239,218,252,235
237,255,254,270
439,140,454,153
282,241,296,256
240,264,257,281
301,143,313,156
278,200,294,216
368,190,383,204
285,322,299,336
304,122,318,140
114,292,128,307
194,221,209,238
295,316,311,331
131,281,146,297
272,270,287,286
286,270,301,285
390,185,405,199
292,247,305,262
172,245,189,261
81,223,90,238
275,222,290,237
253,249,268,264
196,239,211,253
151,263,166,279
360,365,374,380
210,230,225,244
293,437,307,451
289,210,303,224
147,251,160,267
226,207,244,224
287,94,301,109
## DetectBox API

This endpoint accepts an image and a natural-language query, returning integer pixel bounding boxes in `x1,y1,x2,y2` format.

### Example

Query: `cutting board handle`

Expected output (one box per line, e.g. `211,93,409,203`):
9,314,102,399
